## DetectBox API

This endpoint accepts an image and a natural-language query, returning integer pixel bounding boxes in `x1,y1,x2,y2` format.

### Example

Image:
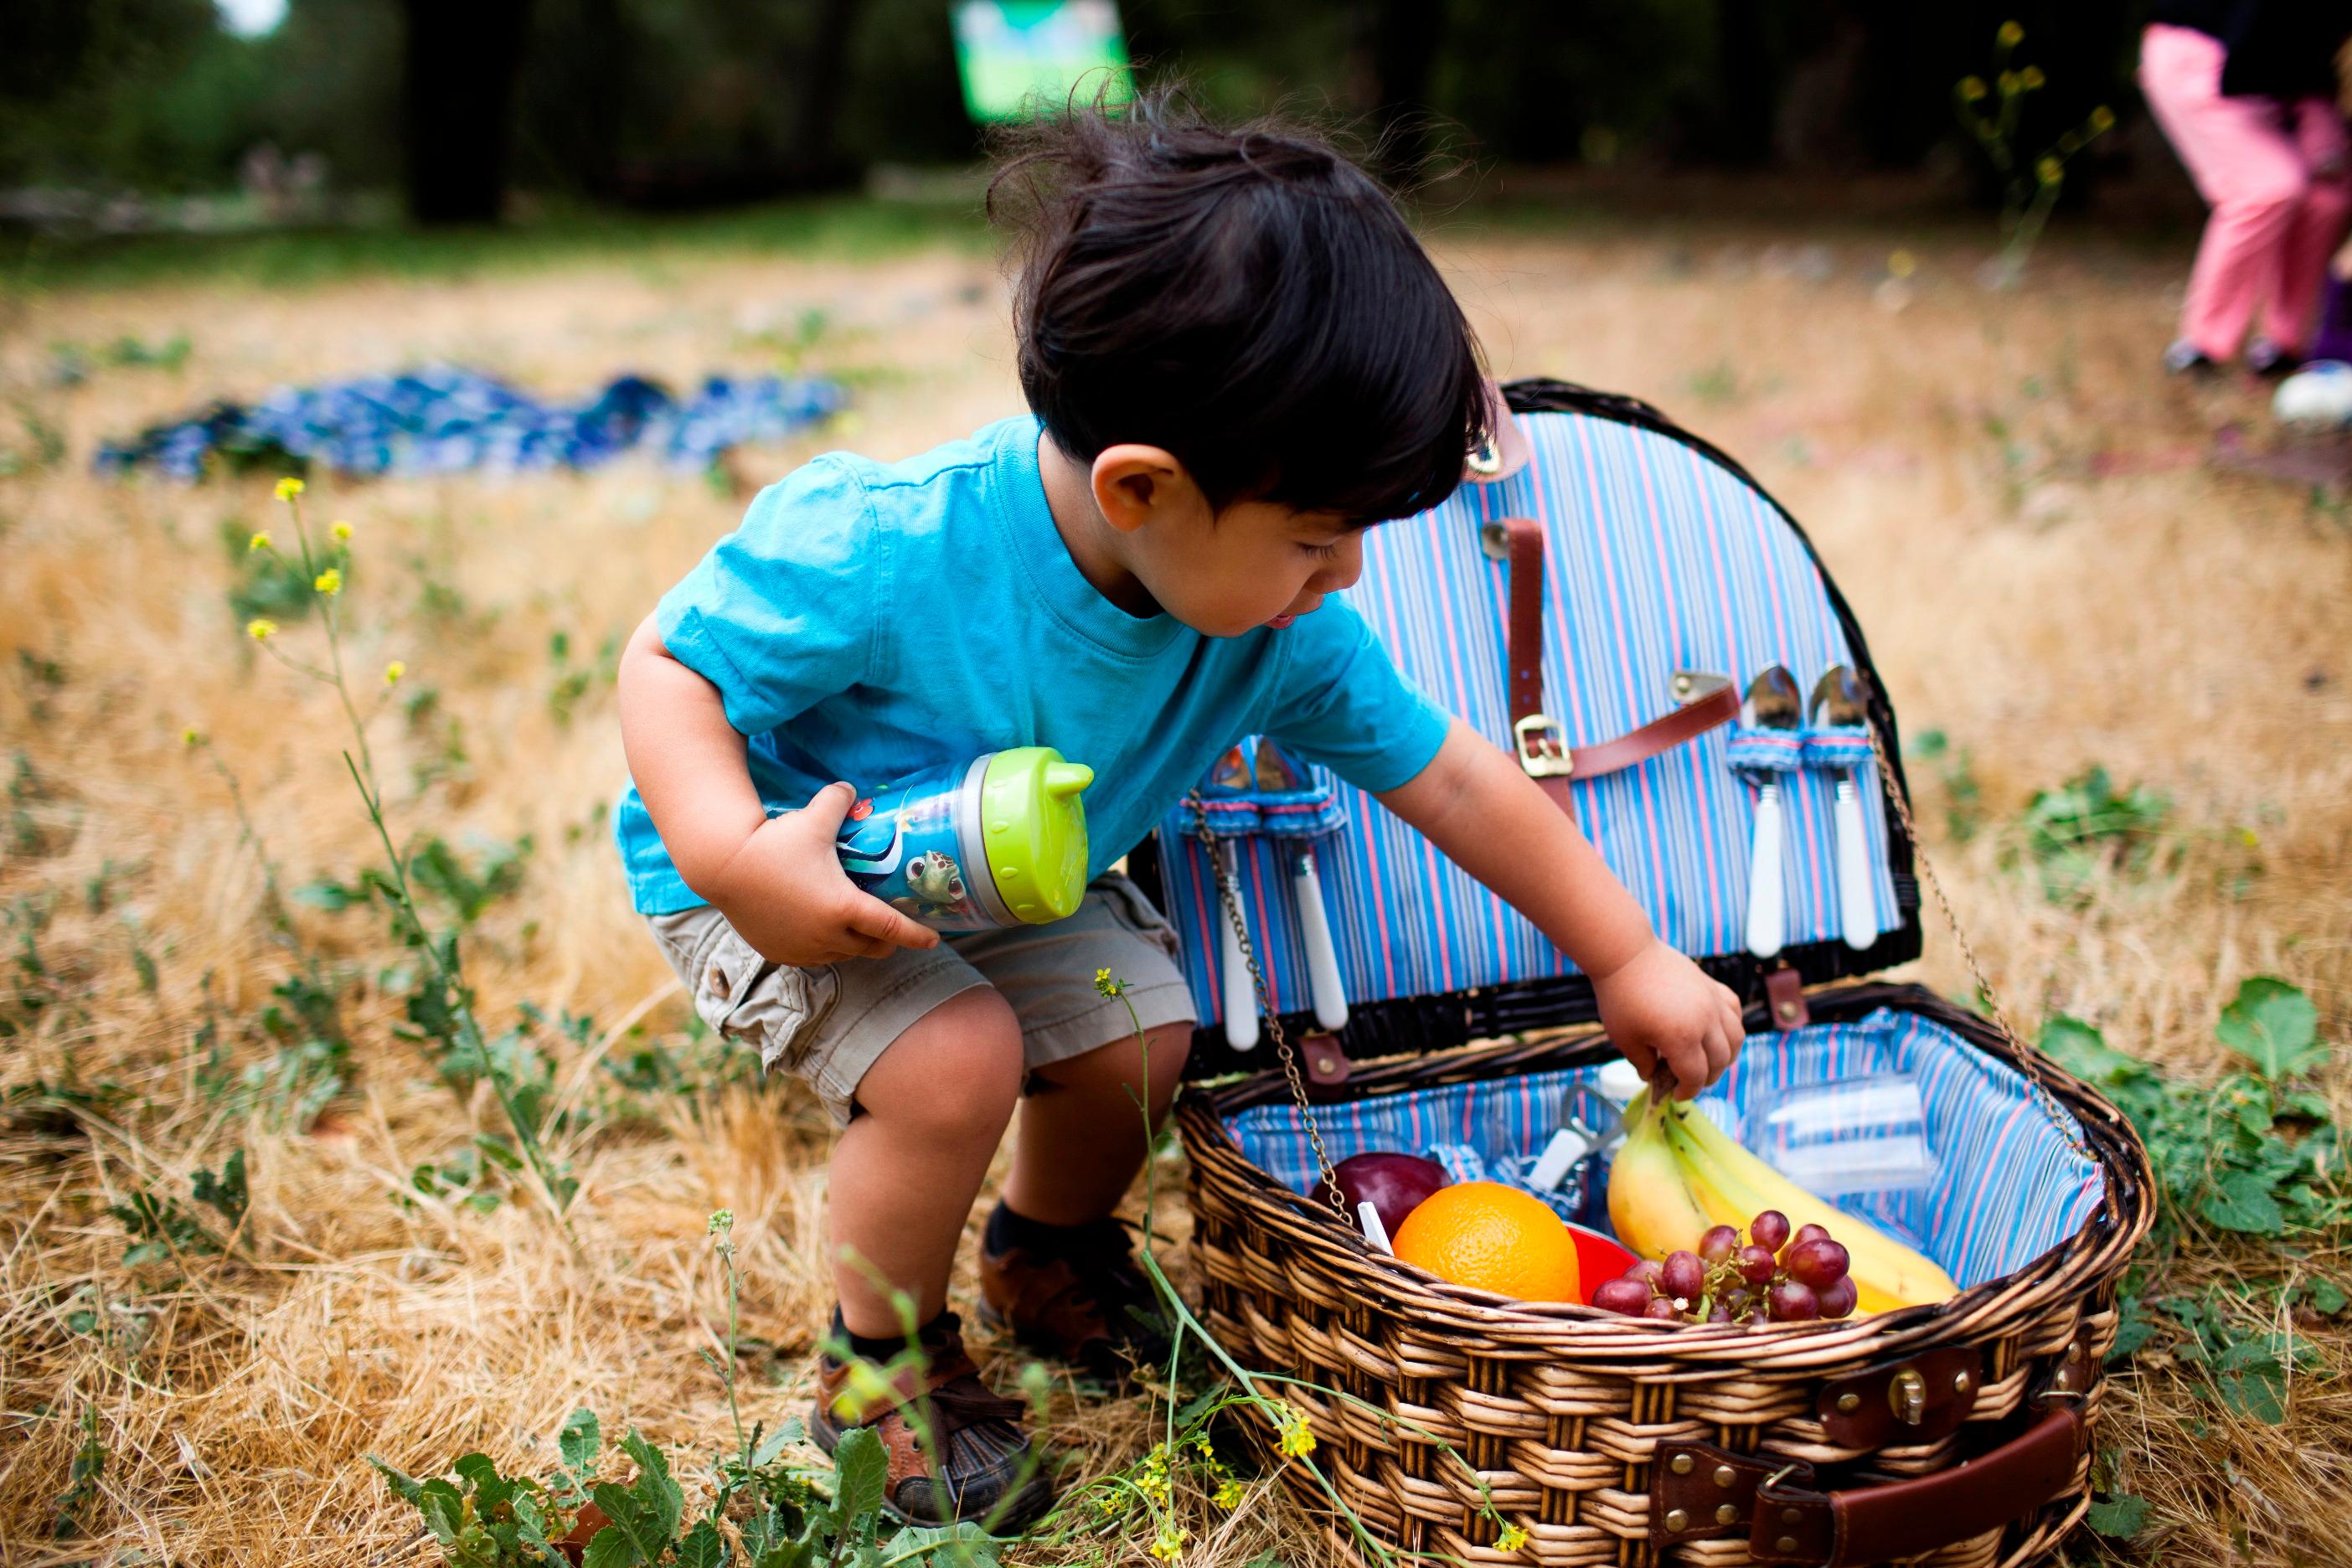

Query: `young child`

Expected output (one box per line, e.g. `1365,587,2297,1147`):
616,93,1745,1527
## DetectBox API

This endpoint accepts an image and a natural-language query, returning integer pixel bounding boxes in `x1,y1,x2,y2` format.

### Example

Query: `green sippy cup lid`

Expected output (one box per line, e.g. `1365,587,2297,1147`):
978,747,1094,923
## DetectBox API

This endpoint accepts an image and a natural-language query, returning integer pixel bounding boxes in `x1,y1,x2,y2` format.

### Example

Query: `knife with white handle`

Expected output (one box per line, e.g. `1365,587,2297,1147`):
1292,847,1349,1032
1218,845,1260,1051
1745,780,1787,958
1833,777,1876,949
1741,665,1803,958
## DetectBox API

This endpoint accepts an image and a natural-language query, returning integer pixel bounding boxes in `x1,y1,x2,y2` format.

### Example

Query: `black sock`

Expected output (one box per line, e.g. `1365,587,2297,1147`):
828,1304,942,1364
985,1199,1108,1257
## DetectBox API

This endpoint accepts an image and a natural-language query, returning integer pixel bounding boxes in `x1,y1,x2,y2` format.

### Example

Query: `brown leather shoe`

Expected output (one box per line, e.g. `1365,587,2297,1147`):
807,1312,1052,1529
977,1210,1173,1383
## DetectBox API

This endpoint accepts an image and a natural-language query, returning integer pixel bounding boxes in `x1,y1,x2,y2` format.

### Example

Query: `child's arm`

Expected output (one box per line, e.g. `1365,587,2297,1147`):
618,615,939,965
1378,720,1745,1098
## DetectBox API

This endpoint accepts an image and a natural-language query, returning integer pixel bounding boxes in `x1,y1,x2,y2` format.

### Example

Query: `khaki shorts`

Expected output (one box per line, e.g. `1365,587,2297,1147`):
647,872,1197,1126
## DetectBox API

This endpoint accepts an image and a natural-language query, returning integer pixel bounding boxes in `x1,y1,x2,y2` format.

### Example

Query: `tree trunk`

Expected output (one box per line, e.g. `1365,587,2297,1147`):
401,0,533,224
785,0,862,187
1365,0,1448,180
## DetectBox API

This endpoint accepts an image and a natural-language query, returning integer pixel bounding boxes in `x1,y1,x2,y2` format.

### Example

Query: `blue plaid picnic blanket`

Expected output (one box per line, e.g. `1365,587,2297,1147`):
95,366,846,481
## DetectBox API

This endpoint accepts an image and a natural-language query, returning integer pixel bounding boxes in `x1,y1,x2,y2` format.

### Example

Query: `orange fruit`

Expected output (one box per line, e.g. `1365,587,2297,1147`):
1391,1181,1582,1302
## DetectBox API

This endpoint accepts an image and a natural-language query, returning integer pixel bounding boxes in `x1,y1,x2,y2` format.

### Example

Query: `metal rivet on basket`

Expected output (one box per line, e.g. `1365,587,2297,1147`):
2066,1343,2083,1362
1954,1370,1973,1395
1889,1368,1927,1426
1776,1001,1799,1022
1716,1504,1738,1525
1669,1453,1694,1475
1782,1508,1803,1525
1834,1392,1860,1414
1713,1465,1737,1489
1478,522,1510,561
1777,1536,1799,1554
2050,1366,2072,1393
1663,1509,1689,1533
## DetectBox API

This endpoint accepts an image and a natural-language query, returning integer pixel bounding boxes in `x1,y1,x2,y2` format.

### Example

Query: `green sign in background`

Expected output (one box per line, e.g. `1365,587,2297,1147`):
952,1,1132,122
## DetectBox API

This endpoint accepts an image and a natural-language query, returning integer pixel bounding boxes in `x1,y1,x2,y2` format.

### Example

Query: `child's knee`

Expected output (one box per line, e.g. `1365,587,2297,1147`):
854,988,1024,1140
1035,1019,1194,1100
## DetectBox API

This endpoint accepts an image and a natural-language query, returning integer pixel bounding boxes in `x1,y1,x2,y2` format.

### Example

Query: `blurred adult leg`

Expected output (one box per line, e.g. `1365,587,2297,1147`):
2139,23,2313,362
2260,99,2352,353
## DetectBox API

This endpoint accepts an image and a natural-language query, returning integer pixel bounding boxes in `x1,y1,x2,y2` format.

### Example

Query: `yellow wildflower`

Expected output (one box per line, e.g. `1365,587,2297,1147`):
1888,249,1917,278
1958,76,1988,101
1093,967,1125,998
1274,1408,1316,1457
314,567,343,596
1150,1525,1187,1560
2019,64,2045,89
1214,1478,1244,1509
384,660,405,685
247,531,271,552
274,477,304,501
2036,156,2064,185
2089,105,2116,134
1496,1522,1530,1553
332,520,353,541
1997,19,2024,47
183,728,200,746
1998,70,2020,95
246,618,278,641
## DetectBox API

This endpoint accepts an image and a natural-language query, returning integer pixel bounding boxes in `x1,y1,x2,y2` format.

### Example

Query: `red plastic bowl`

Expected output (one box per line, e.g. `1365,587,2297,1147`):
1565,1220,1639,1295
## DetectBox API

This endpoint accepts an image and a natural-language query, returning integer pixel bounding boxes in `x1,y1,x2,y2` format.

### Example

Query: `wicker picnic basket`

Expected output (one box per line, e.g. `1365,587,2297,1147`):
1140,383,2156,1567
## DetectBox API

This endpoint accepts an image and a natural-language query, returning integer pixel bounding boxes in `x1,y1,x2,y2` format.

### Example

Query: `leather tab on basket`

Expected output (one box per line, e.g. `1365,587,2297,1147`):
1300,1032,1350,1090
1815,1346,1982,1447
1764,965,1810,1030
1747,1404,2085,1565
1498,513,1736,802
1648,1443,1810,1545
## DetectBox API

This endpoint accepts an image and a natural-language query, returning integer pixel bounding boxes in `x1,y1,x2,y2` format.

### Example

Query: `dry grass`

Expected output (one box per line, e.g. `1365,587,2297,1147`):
1,210,2347,1567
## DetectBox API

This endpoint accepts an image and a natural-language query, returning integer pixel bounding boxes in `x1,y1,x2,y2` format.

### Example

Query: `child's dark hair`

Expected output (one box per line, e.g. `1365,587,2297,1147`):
990,87,1488,524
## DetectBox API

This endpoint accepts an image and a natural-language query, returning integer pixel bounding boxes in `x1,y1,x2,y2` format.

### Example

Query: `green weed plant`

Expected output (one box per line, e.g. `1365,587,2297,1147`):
1952,21,2115,286
236,480,578,1226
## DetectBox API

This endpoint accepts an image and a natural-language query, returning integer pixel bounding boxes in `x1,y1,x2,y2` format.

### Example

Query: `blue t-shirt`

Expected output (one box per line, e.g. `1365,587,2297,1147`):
615,415,1451,914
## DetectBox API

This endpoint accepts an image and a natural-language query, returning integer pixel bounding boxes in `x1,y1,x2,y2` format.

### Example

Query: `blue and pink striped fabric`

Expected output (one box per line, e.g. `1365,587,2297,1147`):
1223,1008,2105,1289
1156,409,1900,1027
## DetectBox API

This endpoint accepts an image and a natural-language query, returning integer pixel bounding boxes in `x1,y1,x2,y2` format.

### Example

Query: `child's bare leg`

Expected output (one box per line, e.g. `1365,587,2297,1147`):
828,987,1024,1338
1002,1021,1193,1225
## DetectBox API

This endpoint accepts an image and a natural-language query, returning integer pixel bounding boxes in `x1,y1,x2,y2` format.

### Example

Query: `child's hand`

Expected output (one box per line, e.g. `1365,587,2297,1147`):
1590,938,1745,1101
702,783,942,966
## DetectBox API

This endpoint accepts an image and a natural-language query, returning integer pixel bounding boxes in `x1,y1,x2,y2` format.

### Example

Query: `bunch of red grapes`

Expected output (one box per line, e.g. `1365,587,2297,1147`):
1591,1210,1858,1323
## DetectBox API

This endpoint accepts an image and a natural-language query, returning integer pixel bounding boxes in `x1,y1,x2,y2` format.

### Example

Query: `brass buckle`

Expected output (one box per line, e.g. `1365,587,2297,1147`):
1514,714,1573,778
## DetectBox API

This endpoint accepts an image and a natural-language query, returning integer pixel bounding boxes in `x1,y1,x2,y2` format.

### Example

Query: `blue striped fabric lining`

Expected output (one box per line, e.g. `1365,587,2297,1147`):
1223,1008,2105,1289
1157,410,1900,1027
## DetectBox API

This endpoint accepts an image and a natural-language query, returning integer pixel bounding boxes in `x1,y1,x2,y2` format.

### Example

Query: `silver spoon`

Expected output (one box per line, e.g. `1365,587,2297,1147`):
1810,665,1879,951
1741,665,1803,957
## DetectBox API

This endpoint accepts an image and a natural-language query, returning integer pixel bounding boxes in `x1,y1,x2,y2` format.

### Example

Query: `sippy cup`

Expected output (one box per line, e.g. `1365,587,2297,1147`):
834,747,1095,931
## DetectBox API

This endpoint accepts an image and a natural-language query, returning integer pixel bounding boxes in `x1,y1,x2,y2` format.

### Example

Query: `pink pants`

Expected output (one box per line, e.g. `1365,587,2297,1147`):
2139,23,2352,358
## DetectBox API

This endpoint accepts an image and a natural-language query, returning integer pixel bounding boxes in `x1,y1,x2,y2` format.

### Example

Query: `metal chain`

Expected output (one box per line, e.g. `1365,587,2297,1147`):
1864,722,2092,1158
1189,791,1351,1220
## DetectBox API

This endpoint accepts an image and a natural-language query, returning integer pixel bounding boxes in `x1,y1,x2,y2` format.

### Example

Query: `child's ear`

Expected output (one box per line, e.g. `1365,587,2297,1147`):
1091,445,1195,533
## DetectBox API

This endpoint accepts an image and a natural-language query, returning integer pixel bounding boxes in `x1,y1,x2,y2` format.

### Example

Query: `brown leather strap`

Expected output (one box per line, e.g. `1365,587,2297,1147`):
1498,514,1737,804
1756,1405,2085,1565
1654,1402,2084,1564
1502,513,1551,736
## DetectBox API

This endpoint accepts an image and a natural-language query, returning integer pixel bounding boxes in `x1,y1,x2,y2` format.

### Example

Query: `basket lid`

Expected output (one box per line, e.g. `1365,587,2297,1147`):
1138,379,1924,1080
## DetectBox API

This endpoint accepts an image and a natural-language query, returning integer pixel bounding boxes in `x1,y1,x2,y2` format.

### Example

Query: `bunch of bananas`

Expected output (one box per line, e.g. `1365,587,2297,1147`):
1607,1089,1959,1315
